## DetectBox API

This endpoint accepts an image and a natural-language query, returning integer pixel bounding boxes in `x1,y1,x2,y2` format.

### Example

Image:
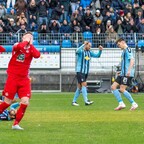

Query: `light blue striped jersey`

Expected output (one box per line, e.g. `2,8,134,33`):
76,44,102,74
120,47,134,77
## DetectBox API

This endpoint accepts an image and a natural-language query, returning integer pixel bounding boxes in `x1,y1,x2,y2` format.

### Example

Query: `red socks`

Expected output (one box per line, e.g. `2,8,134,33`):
0,102,10,113
13,103,28,126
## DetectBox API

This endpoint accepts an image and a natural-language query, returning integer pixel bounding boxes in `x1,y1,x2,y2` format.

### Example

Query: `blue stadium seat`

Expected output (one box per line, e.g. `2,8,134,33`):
83,31,93,39
127,40,135,48
32,32,38,39
39,39,49,45
138,40,144,48
51,40,60,45
33,40,39,45
62,39,72,48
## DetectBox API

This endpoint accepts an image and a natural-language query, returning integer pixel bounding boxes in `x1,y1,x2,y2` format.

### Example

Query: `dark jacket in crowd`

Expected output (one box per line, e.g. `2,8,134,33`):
59,0,70,11
51,6,63,20
37,1,49,17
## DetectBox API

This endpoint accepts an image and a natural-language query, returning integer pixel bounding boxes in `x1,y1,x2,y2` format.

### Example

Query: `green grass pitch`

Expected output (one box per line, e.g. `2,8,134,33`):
0,93,144,144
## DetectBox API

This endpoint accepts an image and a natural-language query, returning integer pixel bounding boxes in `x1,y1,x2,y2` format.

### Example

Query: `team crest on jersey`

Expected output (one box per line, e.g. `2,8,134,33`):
127,47,131,53
16,54,25,62
85,56,90,61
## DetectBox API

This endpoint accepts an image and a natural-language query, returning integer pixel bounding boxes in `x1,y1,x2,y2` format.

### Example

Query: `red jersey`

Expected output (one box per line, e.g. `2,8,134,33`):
0,46,5,52
7,41,40,77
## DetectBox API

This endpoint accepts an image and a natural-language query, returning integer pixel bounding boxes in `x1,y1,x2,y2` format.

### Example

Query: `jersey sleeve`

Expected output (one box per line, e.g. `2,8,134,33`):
30,45,41,58
76,44,85,54
126,48,134,60
13,41,29,52
90,50,102,58
0,46,5,52
10,102,20,110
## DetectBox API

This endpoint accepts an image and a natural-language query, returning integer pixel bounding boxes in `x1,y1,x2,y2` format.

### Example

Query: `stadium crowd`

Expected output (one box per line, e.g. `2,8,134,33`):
0,0,143,47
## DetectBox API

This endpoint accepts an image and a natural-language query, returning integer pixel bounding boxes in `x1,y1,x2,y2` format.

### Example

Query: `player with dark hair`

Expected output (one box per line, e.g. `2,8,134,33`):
0,32,41,130
111,38,138,111
72,41,103,106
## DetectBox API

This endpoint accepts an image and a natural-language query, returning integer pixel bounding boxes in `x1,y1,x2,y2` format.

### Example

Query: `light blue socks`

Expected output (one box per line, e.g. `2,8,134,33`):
81,86,88,102
112,89,123,103
73,88,81,102
123,90,134,104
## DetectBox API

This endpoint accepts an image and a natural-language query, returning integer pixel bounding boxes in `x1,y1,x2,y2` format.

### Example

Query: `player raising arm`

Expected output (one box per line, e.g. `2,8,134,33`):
0,32,41,130
72,41,103,106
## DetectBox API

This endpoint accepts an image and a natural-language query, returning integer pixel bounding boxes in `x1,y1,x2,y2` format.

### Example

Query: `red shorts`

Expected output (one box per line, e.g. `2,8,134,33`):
3,74,31,100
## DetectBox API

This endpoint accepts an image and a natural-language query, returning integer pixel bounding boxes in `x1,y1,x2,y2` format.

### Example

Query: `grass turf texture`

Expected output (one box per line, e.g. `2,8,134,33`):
0,93,144,144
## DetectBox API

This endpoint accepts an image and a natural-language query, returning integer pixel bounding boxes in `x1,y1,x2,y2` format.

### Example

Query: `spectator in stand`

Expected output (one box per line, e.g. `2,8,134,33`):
49,20,60,33
71,10,82,24
6,18,18,44
77,6,84,16
7,0,16,8
103,10,113,26
70,0,80,13
38,20,49,34
114,19,125,34
135,9,144,26
117,10,125,22
105,20,112,32
93,9,103,23
50,4,64,26
5,8,17,22
7,18,18,33
60,19,71,39
123,12,134,31
59,0,70,23
105,25,119,48
109,7,118,24
37,0,49,26
111,0,124,12
28,21,38,32
0,4,6,20
48,0,58,18
71,26,84,47
92,19,105,33
82,7,93,32
137,17,144,33
101,0,111,14
124,18,137,33
70,19,82,32
16,24,28,34
16,12,28,27
93,27,105,47
90,0,101,16
124,3,134,16
14,0,27,16
27,0,38,26
38,20,50,43
133,2,141,18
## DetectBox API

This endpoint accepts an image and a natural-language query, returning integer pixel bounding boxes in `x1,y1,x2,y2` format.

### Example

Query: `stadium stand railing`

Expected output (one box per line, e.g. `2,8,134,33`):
1,33,144,72
1,32,143,48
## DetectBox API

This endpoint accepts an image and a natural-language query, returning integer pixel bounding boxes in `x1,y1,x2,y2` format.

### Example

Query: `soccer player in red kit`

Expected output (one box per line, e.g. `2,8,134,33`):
0,32,41,130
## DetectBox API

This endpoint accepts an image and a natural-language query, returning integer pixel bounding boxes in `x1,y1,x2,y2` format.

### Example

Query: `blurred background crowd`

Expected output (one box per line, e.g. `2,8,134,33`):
0,0,143,47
